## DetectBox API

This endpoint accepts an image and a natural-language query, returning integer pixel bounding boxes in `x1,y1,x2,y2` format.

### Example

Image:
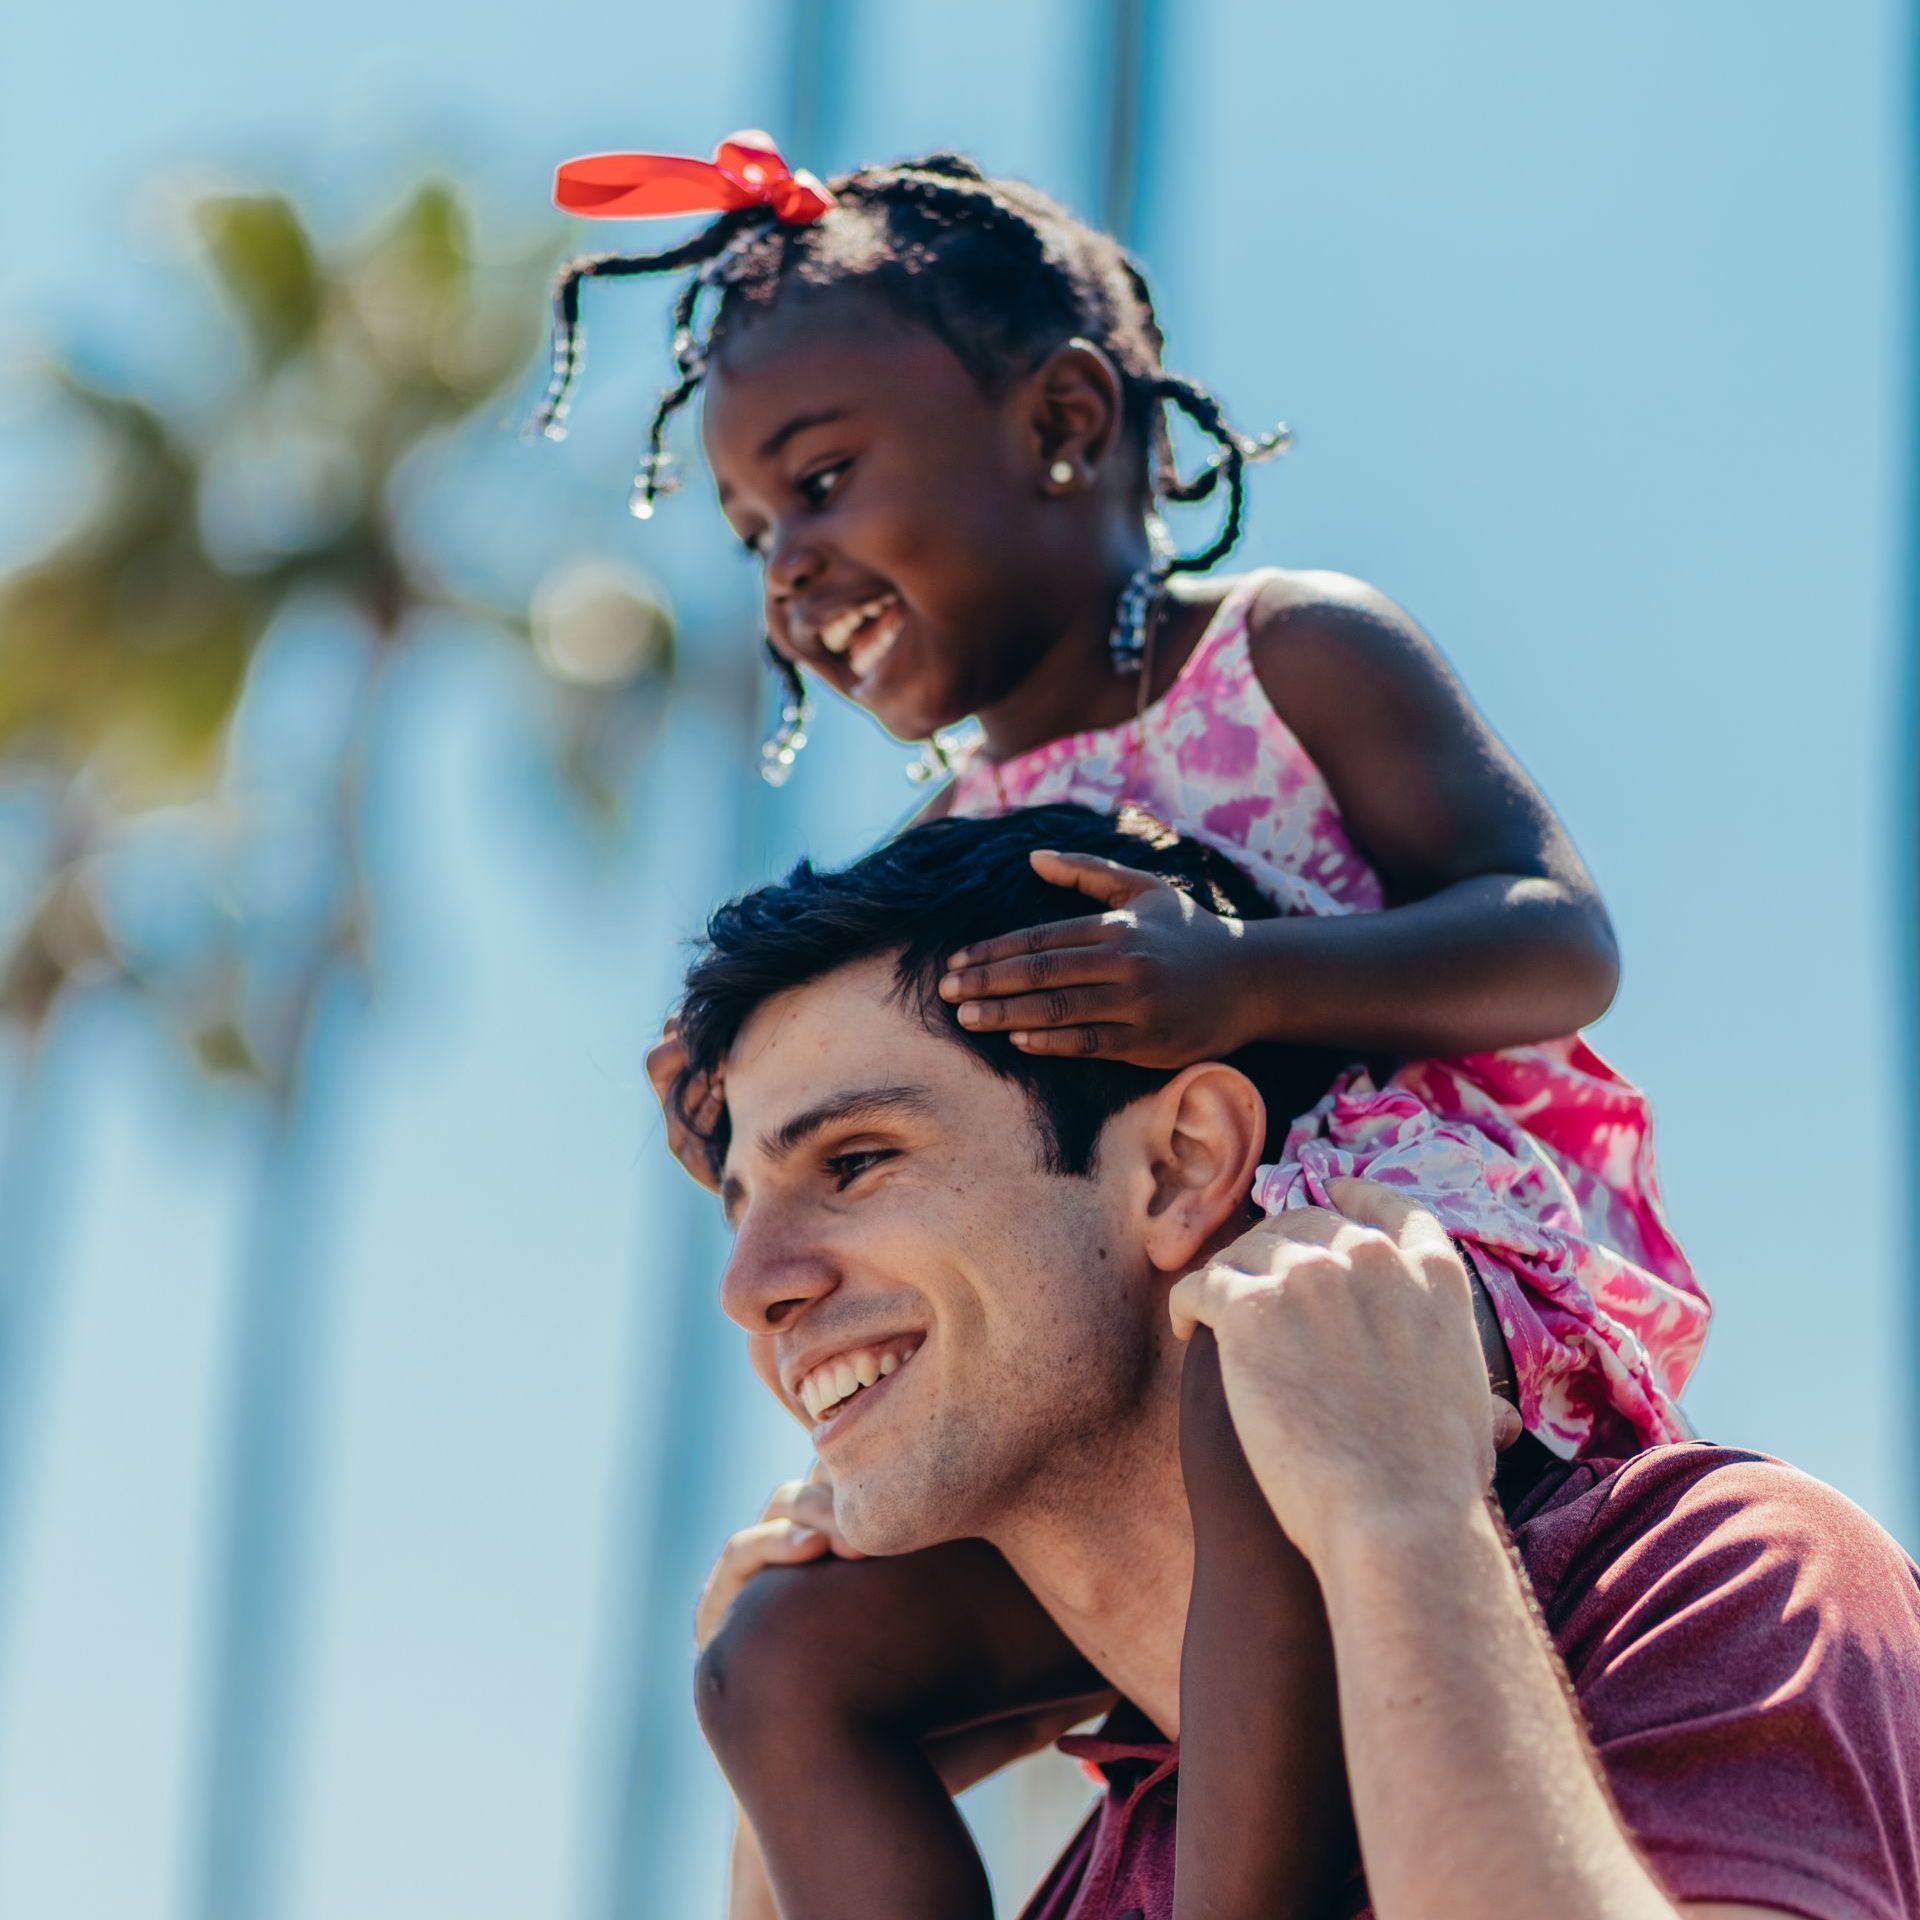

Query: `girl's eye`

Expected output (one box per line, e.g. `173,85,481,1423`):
827,1147,895,1191
796,459,850,508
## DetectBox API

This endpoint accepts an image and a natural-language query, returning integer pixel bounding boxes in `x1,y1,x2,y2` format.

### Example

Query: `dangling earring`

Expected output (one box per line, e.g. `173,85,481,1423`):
1109,562,1166,677
758,644,811,787
905,718,982,786
905,734,951,785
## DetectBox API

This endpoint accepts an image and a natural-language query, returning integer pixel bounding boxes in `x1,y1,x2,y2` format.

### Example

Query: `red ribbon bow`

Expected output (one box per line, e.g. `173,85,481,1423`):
553,130,836,225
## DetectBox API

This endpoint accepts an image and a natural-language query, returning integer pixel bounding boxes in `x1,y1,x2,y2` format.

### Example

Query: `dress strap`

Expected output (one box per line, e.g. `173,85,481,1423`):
1165,570,1267,693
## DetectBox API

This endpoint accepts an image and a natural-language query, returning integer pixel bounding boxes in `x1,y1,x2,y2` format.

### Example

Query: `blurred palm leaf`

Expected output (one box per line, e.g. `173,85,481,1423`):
195,196,322,368
0,857,118,1034
0,175,687,1920
0,373,273,803
1,177,676,848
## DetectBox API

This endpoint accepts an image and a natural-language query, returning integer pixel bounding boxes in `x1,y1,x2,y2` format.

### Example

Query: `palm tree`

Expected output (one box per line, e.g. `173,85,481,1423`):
0,178,675,1920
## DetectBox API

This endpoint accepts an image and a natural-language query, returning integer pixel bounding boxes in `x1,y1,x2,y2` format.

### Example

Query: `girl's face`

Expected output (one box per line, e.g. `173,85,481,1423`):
701,285,1103,744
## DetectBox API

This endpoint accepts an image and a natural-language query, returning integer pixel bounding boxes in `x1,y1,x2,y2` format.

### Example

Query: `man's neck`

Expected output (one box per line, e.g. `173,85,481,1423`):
988,1396,1194,1739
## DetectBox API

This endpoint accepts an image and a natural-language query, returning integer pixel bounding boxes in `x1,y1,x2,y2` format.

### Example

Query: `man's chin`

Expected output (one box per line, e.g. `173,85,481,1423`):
832,1477,953,1559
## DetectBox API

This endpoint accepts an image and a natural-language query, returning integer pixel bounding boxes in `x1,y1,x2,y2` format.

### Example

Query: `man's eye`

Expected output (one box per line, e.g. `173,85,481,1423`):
796,459,850,508
827,1147,894,1190
737,529,770,561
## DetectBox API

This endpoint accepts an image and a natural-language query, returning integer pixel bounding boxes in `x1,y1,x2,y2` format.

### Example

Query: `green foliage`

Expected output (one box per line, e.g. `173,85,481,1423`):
0,176,680,1048
0,182,556,808
195,196,322,367
0,372,273,801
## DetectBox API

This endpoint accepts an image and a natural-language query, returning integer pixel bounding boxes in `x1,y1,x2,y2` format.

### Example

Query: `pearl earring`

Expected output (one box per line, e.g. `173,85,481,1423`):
1049,459,1075,486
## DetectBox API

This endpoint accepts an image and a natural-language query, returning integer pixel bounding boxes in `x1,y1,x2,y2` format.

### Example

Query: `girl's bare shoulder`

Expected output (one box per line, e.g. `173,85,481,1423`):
1238,567,1464,742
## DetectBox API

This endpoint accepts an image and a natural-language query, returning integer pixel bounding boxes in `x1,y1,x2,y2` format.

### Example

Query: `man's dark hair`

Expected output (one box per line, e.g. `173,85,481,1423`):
673,803,1349,1180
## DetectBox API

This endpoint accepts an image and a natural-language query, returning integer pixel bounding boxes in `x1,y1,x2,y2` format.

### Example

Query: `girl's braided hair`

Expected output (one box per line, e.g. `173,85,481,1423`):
532,151,1289,718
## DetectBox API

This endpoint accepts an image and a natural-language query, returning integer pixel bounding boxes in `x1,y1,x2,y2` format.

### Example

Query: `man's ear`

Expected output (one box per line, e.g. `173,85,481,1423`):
1026,339,1126,491
1131,1064,1267,1275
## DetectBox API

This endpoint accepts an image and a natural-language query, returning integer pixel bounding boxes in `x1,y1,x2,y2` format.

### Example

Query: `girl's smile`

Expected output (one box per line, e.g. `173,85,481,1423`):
701,285,1156,755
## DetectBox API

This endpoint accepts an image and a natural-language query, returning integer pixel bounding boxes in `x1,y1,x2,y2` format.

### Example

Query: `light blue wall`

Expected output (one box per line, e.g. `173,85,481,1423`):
0,4,1906,1917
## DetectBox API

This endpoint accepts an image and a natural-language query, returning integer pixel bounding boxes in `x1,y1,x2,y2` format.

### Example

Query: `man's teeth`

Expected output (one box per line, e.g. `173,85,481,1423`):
819,596,900,657
798,1341,916,1420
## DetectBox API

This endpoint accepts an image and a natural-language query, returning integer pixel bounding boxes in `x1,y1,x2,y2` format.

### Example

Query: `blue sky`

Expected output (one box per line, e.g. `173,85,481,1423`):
0,4,1909,1917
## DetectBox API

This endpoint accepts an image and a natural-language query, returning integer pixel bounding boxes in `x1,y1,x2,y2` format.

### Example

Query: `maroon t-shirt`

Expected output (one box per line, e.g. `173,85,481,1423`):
1020,1444,1920,1920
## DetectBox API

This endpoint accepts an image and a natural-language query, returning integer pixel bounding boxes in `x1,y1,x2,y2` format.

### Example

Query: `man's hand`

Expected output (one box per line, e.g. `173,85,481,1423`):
1168,1179,1511,1572
696,1470,1106,1793
647,1013,724,1193
700,1470,1101,1920
695,1465,863,1652
936,849,1255,1064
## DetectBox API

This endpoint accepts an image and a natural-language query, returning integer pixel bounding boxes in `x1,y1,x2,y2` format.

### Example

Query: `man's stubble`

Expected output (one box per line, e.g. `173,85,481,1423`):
835,1203,1175,1559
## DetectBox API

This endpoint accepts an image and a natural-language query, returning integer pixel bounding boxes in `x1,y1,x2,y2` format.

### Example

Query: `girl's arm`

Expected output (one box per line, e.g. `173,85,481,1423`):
1235,569,1618,1055
699,1536,1104,1920
1170,1185,1803,1920
1176,1328,1354,1919
940,571,1619,1065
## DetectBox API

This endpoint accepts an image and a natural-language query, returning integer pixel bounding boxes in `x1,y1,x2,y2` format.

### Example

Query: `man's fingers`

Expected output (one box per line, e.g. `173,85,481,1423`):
761,1478,832,1526
1492,1397,1525,1452
943,913,1114,976
693,1518,833,1649
1167,1271,1205,1342
1216,1203,1351,1269
763,1472,864,1558
1324,1176,1454,1259
1171,1201,1352,1326
1168,1263,1242,1341
1174,1198,1410,1338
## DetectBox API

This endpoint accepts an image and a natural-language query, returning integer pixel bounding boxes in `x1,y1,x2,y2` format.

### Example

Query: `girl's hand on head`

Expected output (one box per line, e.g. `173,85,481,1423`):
937,849,1255,1067
647,1014,725,1193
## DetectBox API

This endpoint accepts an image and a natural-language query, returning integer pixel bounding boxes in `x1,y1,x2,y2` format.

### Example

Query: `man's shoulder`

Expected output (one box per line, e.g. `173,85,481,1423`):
1515,1441,1920,1654
1506,1448,1920,1919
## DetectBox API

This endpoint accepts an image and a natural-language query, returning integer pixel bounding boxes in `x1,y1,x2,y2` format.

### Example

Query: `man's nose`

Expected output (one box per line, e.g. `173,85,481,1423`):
719,1202,838,1334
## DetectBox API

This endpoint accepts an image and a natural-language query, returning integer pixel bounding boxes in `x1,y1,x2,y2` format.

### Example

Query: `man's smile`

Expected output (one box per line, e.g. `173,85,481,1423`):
783,1336,925,1428
789,1333,926,1435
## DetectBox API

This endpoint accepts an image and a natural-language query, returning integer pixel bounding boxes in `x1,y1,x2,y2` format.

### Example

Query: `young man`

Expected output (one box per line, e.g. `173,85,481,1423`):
678,803,1920,1920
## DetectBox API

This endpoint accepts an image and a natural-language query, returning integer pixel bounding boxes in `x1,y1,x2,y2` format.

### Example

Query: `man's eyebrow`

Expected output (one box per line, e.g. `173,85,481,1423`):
757,407,850,463
756,1084,935,1163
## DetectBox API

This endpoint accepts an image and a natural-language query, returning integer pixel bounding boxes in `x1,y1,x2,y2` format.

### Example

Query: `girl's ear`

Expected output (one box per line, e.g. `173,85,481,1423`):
1132,1064,1267,1275
1027,338,1126,491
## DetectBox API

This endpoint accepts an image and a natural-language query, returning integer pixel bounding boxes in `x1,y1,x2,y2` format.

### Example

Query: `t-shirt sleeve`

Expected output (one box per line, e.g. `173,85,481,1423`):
1541,1452,1920,1920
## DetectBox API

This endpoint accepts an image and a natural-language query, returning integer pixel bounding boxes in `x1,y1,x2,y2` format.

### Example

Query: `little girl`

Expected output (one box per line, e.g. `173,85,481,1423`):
538,131,1704,1915
541,130,1705,1466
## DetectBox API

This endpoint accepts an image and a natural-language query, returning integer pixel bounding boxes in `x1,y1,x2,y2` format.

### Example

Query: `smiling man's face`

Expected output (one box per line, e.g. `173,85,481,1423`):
717,955,1177,1555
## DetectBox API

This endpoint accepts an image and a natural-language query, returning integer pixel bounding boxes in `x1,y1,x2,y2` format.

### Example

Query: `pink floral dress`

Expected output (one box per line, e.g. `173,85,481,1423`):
947,574,1706,1458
